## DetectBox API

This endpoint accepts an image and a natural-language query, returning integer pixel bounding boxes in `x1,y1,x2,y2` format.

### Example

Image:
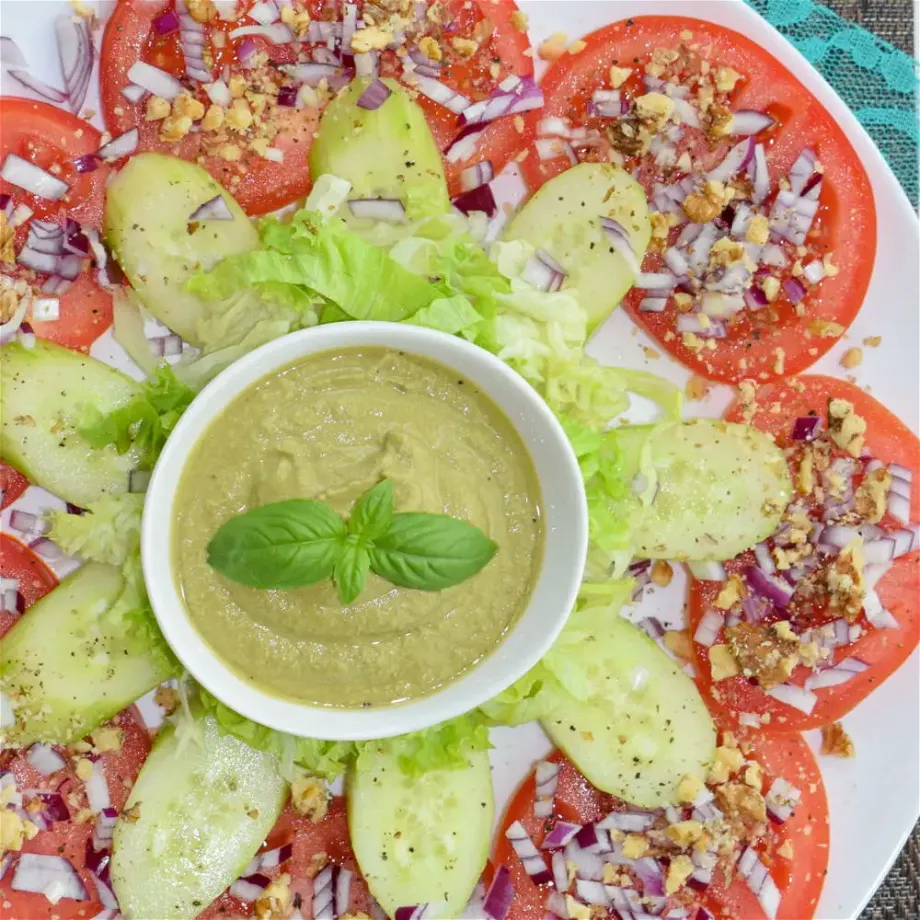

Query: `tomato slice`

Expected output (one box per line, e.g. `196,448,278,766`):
496,732,828,920
199,797,374,919
0,707,151,920
691,376,920,731
101,0,532,212
0,98,110,228
0,98,115,351
520,16,875,384
0,532,58,637
0,463,30,510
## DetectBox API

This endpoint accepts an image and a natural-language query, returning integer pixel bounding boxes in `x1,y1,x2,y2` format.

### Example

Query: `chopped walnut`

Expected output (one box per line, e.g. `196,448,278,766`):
840,347,863,369
187,0,216,22
621,834,648,858
714,66,742,92
714,574,746,610
173,92,206,121
451,36,478,57
825,542,865,620
709,644,741,682
725,622,799,690
160,114,193,143
665,820,704,848
1,809,39,857
291,775,329,822
716,781,767,829
708,103,734,137
510,10,528,32
827,398,866,457
682,189,723,224
201,104,225,132
609,65,632,88
854,467,892,524
664,629,693,660
665,854,694,895
820,721,855,758
418,35,442,61
91,726,123,753
650,560,673,587
145,96,171,121
678,773,703,804
154,685,180,715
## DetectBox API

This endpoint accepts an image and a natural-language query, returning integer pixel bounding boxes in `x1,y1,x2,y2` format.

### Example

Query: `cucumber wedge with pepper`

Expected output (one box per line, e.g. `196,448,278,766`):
613,418,792,562
542,615,716,808
348,746,493,917
0,562,176,747
111,706,287,920
310,77,450,219
504,162,651,331
105,152,258,345
0,339,142,507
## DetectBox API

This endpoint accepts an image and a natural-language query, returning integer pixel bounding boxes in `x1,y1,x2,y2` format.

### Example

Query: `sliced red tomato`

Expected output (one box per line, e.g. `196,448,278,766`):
199,797,374,919
0,707,151,920
0,463,30,510
691,376,920,731
0,98,115,351
101,0,532,212
0,98,110,228
520,16,876,384
0,533,58,637
496,733,828,920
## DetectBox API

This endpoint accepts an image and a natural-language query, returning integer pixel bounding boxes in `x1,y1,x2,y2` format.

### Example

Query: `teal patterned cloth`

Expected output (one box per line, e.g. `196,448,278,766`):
746,0,919,205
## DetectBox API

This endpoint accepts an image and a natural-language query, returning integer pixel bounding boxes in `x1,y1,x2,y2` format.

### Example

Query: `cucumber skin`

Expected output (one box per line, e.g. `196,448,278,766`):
347,748,493,917
310,78,451,219
0,339,143,507
505,162,651,331
0,563,174,747
541,616,716,808
104,152,258,345
112,712,287,920
616,419,793,562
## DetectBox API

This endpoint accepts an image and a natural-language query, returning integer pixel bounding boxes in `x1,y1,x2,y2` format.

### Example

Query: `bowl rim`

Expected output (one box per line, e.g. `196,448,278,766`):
142,321,588,741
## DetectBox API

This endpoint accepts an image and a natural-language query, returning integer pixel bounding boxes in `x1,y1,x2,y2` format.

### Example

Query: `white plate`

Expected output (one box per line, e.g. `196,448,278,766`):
1,1,917,918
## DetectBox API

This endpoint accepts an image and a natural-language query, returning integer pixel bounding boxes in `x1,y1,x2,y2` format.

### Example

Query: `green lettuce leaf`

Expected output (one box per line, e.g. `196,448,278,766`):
354,710,492,777
46,493,144,566
79,365,194,470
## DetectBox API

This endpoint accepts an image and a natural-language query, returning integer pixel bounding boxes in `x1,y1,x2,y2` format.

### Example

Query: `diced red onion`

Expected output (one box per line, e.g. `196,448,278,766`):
765,777,801,825
188,195,233,222
203,80,232,107
84,759,111,814
55,13,93,114
574,822,611,854
694,609,724,647
90,872,119,911
746,564,794,608
96,128,139,162
335,866,353,916
9,509,50,538
27,743,66,776
356,78,391,111
12,854,88,903
7,70,68,104
505,821,552,885
804,657,868,691
727,110,776,136
802,260,825,285
176,0,213,81
347,198,407,223
153,9,180,35
249,1,279,25
791,415,821,441
563,838,605,881
482,865,514,920
541,820,581,850
863,538,897,565
575,878,610,907
550,850,569,893
521,249,566,293
598,811,655,833
2,154,69,201
535,760,560,800
600,217,640,275
676,314,726,338
444,125,486,164
229,23,294,43
284,62,340,86
766,683,817,714
863,589,899,629
354,51,379,79
452,183,497,217
637,297,667,313
887,490,911,525
707,138,755,183
787,148,817,196
460,76,542,126
313,866,336,920
752,542,775,576
636,271,676,292
460,160,494,193
409,72,471,115
537,116,572,137
230,874,270,901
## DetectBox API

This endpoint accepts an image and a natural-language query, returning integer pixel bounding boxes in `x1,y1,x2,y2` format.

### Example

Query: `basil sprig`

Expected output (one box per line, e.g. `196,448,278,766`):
206,479,497,604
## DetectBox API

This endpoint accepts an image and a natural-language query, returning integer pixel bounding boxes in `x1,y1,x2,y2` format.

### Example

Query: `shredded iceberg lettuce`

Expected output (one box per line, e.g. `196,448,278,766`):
46,493,144,567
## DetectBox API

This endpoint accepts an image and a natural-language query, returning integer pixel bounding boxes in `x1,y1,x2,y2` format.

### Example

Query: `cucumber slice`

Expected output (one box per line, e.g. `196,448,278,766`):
111,709,287,920
614,419,792,562
348,748,493,917
0,339,142,507
505,162,651,331
104,152,258,344
0,563,175,746
310,78,450,220
542,616,715,808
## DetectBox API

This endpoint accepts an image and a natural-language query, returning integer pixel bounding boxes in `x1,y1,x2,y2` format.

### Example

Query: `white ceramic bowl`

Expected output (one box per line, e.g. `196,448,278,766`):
142,322,587,741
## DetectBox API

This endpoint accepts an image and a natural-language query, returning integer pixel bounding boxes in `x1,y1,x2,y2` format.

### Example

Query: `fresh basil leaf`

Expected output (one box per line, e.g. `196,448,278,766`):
207,500,346,589
369,513,497,592
349,479,394,542
334,542,370,605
